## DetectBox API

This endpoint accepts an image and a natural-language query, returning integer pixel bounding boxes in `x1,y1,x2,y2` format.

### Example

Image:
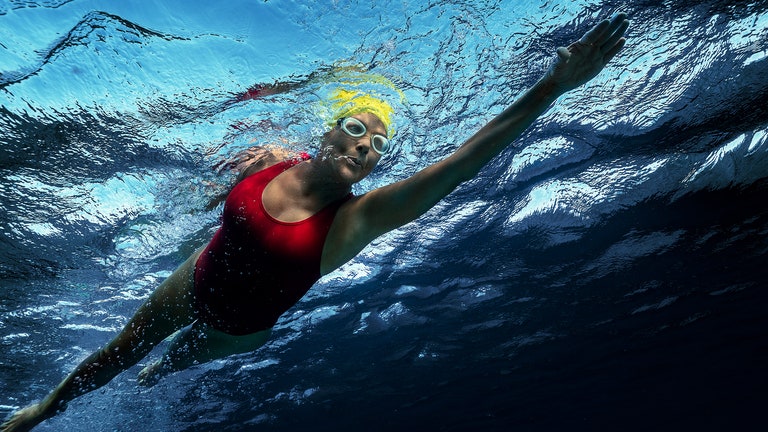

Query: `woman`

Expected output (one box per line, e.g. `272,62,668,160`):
2,13,629,432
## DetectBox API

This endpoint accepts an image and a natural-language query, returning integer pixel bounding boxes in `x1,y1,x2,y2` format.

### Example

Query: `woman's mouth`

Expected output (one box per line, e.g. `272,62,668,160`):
341,155,363,168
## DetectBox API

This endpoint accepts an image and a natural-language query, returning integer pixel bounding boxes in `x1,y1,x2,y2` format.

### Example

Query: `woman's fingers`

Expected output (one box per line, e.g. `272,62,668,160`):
601,19,630,54
603,37,627,64
581,13,629,46
580,18,611,45
578,13,629,65
547,13,630,92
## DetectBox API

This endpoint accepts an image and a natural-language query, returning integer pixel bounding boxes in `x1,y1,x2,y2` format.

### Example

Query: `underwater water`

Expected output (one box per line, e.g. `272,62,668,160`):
1,0,767,430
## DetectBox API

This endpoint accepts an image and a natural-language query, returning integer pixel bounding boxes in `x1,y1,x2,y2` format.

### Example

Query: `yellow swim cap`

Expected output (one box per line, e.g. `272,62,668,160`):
316,67,405,138
328,89,395,137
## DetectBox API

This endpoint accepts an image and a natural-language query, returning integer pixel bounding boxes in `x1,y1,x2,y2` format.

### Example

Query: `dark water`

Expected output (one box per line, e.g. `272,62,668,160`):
1,0,767,431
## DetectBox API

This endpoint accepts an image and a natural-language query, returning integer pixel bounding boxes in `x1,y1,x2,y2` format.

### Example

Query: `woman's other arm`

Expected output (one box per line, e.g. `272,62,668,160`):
205,145,293,210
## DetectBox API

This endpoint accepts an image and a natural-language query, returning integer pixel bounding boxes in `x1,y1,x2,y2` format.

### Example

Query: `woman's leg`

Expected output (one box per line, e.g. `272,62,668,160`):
138,322,272,386
1,248,203,432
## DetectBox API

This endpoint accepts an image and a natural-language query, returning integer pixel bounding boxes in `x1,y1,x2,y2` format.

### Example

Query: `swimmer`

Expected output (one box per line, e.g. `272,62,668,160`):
2,13,629,432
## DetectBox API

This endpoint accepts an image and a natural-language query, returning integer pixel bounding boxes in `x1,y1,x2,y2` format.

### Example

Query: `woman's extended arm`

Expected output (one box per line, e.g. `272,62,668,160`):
347,13,629,243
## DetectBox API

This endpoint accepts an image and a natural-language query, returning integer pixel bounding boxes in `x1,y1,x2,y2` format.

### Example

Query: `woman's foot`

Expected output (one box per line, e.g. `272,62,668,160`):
137,359,167,387
1,402,54,432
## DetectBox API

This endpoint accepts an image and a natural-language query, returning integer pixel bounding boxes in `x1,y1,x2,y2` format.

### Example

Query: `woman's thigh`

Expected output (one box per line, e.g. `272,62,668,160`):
106,247,204,356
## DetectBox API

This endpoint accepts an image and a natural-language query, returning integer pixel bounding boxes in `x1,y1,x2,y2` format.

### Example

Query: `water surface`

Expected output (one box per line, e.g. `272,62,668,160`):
1,1,767,430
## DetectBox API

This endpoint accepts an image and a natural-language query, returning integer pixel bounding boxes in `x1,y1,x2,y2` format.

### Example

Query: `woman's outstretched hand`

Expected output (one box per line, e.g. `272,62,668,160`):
547,13,630,93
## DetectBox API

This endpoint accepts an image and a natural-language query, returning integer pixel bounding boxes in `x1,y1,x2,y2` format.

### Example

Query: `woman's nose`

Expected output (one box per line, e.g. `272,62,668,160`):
355,138,370,154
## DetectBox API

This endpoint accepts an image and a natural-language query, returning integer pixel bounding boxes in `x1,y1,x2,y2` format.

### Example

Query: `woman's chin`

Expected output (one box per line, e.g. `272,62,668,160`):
341,169,364,184
333,159,364,183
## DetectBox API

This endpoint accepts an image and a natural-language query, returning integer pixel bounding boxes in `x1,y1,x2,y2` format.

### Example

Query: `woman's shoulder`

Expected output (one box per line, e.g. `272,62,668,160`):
206,145,300,211
233,145,305,181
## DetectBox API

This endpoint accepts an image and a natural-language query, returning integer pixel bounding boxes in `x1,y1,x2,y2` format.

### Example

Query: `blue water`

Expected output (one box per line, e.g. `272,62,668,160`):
2,0,767,430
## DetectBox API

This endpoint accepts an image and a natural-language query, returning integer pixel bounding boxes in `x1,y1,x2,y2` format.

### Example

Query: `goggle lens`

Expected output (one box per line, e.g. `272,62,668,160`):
338,117,390,156
372,135,390,154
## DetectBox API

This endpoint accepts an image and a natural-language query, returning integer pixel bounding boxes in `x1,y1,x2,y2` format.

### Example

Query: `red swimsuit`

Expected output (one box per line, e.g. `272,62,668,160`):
193,155,352,335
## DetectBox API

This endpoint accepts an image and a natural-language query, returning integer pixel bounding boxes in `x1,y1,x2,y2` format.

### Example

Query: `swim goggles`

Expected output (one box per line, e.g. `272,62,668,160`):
336,117,391,156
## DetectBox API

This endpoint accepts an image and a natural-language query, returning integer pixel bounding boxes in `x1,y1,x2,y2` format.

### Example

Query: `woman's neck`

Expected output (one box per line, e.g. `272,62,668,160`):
291,158,352,203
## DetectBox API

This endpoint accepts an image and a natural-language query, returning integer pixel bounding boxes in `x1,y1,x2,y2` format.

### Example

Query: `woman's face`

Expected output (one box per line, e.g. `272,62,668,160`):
320,112,386,184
